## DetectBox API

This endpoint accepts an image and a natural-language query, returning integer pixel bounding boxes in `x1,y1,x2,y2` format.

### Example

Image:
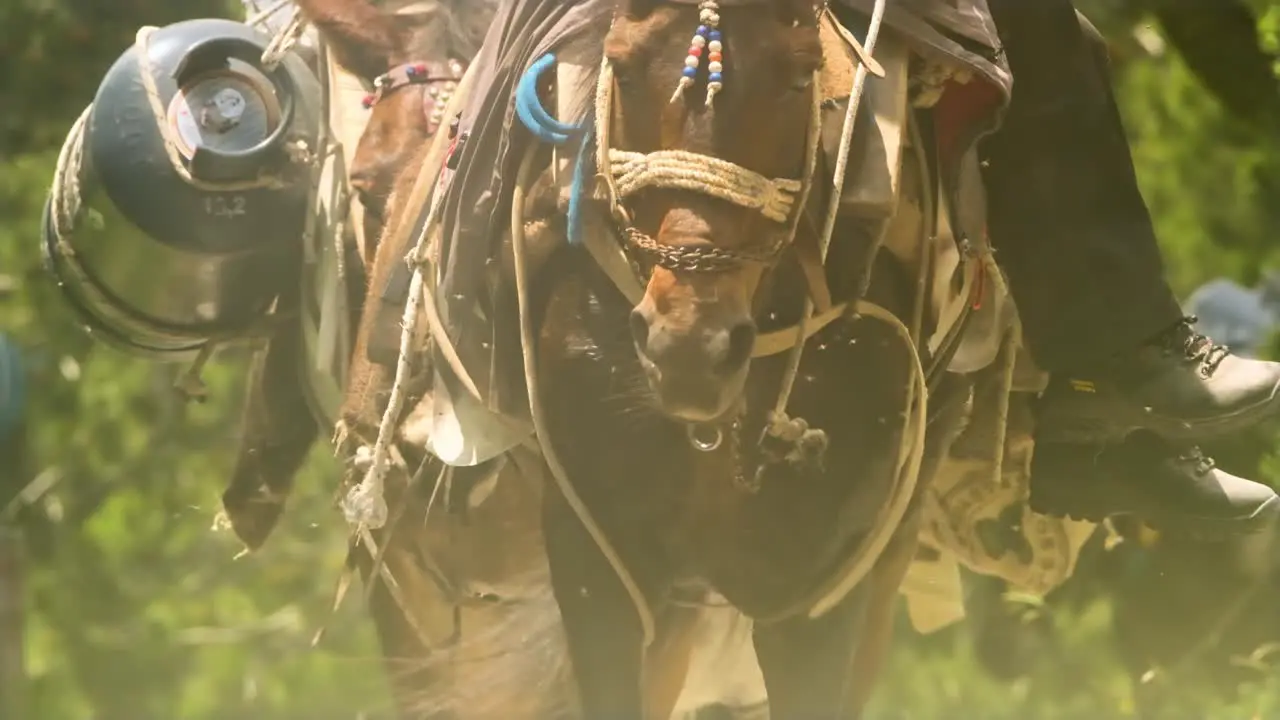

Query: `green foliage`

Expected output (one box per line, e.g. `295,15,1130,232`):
1118,46,1280,294
3,147,392,717
4,0,1280,717
0,2,390,717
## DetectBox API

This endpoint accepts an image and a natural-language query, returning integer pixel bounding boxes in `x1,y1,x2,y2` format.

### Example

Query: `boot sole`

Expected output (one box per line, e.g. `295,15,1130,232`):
1036,378,1280,444
1031,490,1280,542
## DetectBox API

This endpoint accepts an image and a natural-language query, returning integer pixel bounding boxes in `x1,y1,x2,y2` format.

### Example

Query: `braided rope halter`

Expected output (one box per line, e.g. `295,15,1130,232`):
596,0,824,274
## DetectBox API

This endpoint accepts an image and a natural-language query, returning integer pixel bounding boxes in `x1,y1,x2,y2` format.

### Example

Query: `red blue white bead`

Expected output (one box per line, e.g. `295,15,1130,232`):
670,0,724,106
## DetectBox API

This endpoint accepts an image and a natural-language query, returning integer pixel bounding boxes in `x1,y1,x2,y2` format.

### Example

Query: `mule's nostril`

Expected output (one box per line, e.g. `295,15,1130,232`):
718,321,756,375
349,171,374,194
629,309,650,354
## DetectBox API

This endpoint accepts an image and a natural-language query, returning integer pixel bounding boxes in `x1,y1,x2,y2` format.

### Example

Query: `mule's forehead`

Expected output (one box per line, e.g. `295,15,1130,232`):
611,2,816,64
664,0,774,5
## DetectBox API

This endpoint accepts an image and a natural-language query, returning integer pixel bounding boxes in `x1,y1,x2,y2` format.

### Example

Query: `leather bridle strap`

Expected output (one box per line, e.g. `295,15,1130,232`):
362,59,466,107
362,59,467,135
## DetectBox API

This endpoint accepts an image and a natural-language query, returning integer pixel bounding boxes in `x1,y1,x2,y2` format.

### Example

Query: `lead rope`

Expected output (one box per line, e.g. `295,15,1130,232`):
509,53,657,647
512,144,657,648
255,9,448,653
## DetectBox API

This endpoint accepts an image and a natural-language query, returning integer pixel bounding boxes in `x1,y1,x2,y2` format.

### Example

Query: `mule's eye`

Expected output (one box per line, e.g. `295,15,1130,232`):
607,54,636,88
789,73,814,92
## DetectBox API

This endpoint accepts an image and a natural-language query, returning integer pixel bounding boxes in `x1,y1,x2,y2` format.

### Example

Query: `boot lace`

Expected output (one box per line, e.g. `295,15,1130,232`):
1161,316,1231,377
1175,446,1217,476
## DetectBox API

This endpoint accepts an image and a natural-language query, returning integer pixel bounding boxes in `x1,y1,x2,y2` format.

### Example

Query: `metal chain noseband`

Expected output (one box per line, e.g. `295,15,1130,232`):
624,226,783,273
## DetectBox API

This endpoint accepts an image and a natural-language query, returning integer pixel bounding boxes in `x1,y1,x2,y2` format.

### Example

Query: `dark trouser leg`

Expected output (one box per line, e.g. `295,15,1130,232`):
978,1,1280,534
981,0,1280,446
979,0,1183,372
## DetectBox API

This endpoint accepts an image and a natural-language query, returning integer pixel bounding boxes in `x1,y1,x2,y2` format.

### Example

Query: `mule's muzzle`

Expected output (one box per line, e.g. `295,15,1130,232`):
630,306,756,422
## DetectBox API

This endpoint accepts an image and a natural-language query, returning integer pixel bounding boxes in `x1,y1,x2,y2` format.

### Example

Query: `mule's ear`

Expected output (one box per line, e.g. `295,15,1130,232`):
620,0,660,19
775,0,822,25
293,0,407,81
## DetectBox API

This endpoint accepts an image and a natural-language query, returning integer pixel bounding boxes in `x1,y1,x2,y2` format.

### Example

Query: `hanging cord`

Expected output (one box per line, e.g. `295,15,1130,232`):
723,0,929,619
512,53,656,646
49,105,92,243
244,0,295,28
341,61,480,529
259,5,308,71
907,113,935,348
515,52,595,247
766,0,886,436
794,0,934,618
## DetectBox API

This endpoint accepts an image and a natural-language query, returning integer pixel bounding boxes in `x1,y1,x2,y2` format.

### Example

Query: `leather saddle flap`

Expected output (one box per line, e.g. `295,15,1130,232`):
819,13,910,219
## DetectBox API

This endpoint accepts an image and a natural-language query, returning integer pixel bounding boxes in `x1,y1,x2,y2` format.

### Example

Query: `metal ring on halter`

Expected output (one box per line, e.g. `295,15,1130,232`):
687,423,723,452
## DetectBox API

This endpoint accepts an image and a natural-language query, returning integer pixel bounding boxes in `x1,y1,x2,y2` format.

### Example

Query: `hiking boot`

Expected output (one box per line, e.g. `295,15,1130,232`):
1029,433,1280,539
1036,316,1280,443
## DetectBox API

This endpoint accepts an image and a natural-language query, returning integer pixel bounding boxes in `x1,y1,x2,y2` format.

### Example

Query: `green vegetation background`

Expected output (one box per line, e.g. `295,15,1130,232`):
4,0,1280,717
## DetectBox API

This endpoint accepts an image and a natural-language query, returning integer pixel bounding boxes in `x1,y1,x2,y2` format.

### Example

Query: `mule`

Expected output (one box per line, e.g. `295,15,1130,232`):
231,0,1023,715
306,0,803,714
219,2,563,718
416,0,1014,715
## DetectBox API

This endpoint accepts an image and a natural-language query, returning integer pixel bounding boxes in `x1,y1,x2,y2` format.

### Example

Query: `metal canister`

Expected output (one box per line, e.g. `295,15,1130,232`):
41,18,321,361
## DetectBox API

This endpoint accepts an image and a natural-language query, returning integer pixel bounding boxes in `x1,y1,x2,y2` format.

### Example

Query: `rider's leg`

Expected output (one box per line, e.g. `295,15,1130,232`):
981,0,1279,533
1029,431,1280,534
980,0,1280,444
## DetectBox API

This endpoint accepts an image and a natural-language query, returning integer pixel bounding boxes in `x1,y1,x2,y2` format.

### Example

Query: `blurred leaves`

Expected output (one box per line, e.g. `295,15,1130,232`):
0,1,389,718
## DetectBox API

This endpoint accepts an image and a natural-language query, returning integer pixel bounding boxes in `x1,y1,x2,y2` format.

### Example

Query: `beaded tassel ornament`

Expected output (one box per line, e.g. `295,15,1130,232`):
670,0,724,107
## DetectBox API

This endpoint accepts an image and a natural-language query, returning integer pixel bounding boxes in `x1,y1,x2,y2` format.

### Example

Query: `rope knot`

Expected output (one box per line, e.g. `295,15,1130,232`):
757,177,803,223
760,410,829,471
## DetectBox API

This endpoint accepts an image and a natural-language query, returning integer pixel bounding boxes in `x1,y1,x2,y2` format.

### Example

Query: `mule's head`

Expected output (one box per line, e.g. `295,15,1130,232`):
351,49,465,221
297,0,463,219
603,0,823,422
